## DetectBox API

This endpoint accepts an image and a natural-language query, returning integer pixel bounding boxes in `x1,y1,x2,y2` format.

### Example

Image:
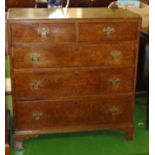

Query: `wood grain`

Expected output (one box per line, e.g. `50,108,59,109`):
15,95,133,130
11,23,76,44
12,42,136,68
7,8,141,149
79,22,139,41
14,67,134,100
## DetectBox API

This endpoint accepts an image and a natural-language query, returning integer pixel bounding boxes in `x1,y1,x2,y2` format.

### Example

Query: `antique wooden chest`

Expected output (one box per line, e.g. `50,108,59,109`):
7,8,141,150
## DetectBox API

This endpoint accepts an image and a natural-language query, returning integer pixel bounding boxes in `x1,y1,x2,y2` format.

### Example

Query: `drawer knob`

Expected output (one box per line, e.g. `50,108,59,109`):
110,51,122,60
102,27,115,36
38,27,49,38
108,106,119,114
31,80,41,90
32,111,43,121
109,78,120,86
31,53,40,62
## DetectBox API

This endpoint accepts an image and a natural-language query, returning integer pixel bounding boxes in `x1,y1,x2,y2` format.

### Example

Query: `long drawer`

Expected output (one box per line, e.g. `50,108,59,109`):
14,95,134,130
79,22,139,42
14,67,134,100
10,23,76,44
12,42,136,68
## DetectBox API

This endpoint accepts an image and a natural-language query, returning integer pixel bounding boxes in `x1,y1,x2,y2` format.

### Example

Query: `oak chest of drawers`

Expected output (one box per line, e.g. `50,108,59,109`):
7,8,141,150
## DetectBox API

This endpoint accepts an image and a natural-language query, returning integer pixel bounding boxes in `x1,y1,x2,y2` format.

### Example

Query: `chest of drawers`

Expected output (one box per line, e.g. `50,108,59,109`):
7,8,141,150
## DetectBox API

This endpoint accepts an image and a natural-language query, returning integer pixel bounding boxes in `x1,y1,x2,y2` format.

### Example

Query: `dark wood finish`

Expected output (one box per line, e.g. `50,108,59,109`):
62,0,91,7
7,8,141,150
90,0,114,7
5,110,10,155
6,0,35,9
61,0,114,7
35,0,47,8
5,146,10,155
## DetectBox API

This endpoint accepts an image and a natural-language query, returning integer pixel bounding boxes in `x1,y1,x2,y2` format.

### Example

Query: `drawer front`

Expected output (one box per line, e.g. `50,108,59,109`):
11,23,76,43
12,42,136,68
79,22,138,42
14,95,133,130
14,68,134,100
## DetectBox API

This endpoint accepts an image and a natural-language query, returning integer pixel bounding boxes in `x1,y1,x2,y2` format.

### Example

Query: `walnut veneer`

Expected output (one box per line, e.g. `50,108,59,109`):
7,8,141,150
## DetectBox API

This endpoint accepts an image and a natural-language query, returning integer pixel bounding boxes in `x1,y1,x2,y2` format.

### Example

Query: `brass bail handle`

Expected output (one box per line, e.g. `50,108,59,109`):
110,51,122,60
31,53,40,62
38,27,49,38
32,111,43,121
30,80,41,90
102,27,115,36
109,78,120,86
108,106,119,114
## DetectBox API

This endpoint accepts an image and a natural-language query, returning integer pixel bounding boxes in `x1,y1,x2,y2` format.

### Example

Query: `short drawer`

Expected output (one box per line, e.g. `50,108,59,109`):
79,22,139,42
10,23,76,44
14,67,134,100
12,42,136,68
14,95,134,130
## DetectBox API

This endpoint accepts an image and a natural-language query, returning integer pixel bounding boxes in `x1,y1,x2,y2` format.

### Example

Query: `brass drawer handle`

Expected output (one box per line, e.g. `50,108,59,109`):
32,111,43,121
108,106,119,114
102,27,115,36
109,78,120,86
110,51,122,60
30,80,41,90
31,53,40,62
37,27,49,38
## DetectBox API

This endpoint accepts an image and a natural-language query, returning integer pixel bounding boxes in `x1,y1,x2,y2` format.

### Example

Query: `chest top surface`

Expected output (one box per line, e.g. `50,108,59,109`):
7,8,141,20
